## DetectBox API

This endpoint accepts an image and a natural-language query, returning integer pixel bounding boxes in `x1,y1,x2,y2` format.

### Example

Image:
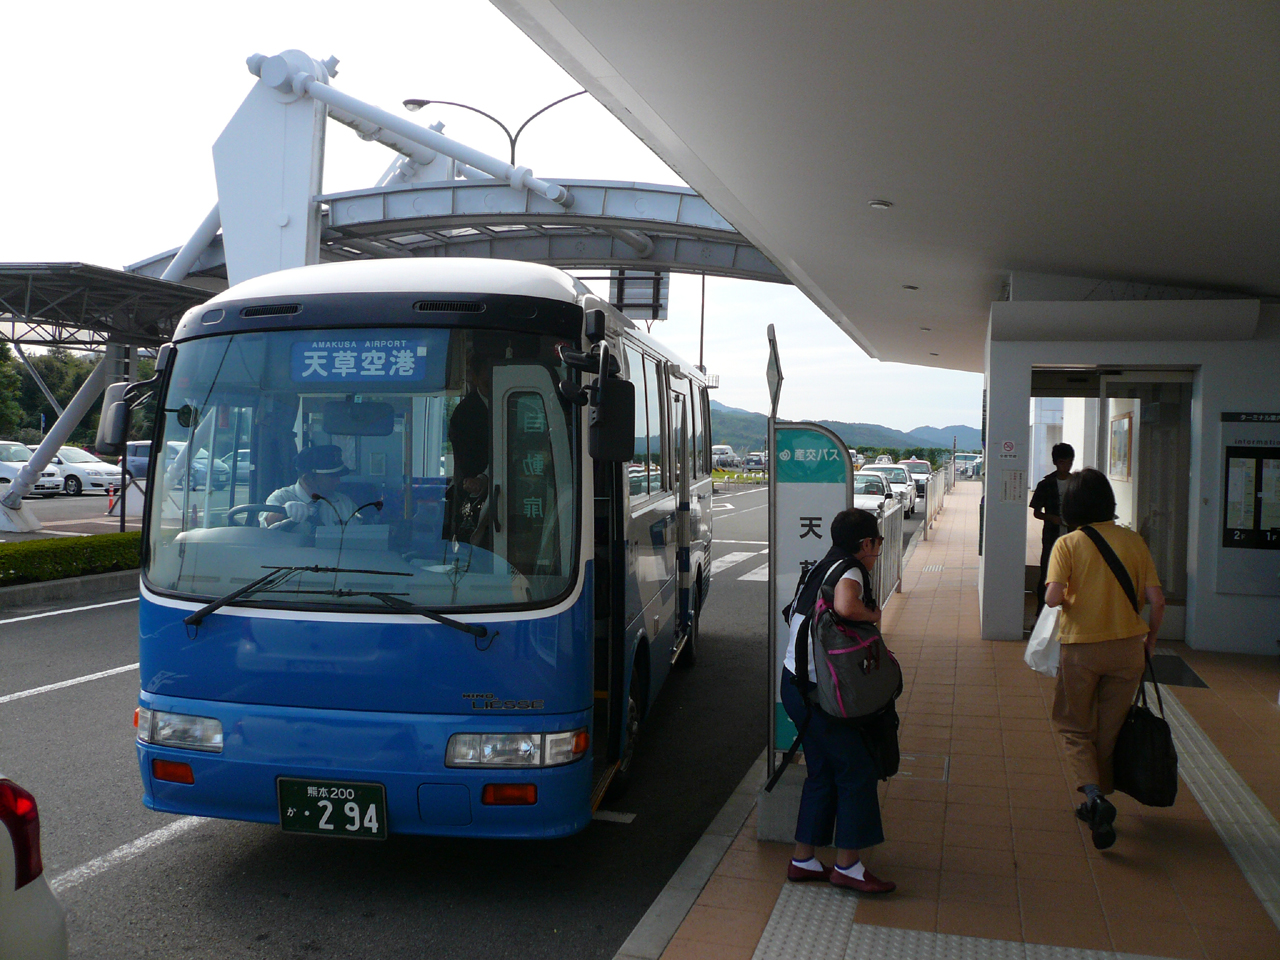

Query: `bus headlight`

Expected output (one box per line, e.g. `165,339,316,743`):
137,708,223,753
446,728,588,768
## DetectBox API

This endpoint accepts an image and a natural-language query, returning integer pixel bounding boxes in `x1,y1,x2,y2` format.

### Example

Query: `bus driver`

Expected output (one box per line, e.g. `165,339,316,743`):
262,444,363,531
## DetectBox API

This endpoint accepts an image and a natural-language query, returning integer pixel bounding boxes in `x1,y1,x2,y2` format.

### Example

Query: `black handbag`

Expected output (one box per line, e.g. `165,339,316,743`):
1078,526,1179,807
1112,651,1179,806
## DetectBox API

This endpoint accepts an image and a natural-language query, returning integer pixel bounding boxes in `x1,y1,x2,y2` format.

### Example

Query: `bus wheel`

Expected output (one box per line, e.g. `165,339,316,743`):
675,591,699,669
607,673,643,800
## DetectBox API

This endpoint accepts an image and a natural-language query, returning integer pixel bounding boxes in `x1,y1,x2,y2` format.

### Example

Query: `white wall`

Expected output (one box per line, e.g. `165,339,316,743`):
1062,398,1098,470
981,301,1280,654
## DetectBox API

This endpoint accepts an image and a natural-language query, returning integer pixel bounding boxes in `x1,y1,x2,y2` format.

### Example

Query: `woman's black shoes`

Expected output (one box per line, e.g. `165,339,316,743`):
1076,796,1117,849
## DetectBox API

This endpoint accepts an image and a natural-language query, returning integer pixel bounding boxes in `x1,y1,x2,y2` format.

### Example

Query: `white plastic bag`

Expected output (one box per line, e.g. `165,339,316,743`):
1024,605,1062,677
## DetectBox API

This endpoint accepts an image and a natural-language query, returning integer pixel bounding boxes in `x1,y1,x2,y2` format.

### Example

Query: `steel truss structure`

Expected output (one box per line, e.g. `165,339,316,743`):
129,180,785,291
0,263,210,349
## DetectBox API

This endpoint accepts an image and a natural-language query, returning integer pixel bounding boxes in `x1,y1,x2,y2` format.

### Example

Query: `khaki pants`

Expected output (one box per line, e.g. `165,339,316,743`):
1052,635,1146,794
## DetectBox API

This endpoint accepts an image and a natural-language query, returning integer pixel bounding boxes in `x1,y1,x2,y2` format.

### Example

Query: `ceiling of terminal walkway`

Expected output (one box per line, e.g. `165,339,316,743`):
496,1,1279,372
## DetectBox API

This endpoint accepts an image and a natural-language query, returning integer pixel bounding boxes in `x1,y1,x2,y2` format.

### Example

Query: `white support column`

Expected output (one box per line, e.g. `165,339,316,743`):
161,203,221,283
0,354,119,531
213,50,330,286
978,336,1033,641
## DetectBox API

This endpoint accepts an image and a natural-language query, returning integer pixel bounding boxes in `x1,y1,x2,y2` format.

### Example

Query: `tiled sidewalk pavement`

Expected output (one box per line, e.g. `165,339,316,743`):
653,482,1280,960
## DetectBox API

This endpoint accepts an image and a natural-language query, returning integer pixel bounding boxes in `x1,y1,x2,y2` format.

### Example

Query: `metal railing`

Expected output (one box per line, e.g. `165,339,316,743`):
921,467,952,542
875,500,905,602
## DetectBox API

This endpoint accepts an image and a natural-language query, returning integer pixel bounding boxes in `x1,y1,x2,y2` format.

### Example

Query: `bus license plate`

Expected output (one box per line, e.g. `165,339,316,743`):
278,778,387,840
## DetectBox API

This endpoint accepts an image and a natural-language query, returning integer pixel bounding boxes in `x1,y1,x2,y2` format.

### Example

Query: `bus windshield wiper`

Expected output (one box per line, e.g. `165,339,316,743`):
183,565,410,627
365,592,488,638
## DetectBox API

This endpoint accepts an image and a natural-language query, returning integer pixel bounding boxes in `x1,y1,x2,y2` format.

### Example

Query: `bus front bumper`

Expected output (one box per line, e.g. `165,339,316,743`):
136,694,595,840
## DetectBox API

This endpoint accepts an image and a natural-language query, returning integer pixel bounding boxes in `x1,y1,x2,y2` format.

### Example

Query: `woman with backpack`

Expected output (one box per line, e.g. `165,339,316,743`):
1045,468,1165,850
780,508,896,894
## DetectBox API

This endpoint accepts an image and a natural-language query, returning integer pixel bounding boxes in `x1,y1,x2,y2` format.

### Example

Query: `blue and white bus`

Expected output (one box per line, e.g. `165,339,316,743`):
104,259,713,839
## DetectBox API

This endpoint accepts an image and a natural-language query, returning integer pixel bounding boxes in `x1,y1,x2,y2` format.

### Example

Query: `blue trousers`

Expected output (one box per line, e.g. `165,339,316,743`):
781,669,884,850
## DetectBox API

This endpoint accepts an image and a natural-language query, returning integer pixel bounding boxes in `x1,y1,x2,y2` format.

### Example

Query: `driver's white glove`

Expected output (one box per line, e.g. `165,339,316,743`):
284,501,311,524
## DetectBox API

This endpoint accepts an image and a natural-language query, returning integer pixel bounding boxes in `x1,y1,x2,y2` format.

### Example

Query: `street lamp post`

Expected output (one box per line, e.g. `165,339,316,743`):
403,91,587,166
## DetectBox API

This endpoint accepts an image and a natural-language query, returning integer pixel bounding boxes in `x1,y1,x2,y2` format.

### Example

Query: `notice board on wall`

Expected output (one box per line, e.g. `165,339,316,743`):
1217,413,1280,596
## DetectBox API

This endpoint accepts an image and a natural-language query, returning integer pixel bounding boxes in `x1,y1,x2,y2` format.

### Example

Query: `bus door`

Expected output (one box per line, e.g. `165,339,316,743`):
489,365,574,599
670,387,694,664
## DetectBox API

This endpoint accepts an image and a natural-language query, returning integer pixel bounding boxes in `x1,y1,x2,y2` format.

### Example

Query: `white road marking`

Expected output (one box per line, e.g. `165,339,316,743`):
711,502,735,511
716,540,769,545
738,564,770,581
732,503,768,516
0,663,139,705
0,597,137,626
709,552,758,575
592,810,636,823
51,817,205,893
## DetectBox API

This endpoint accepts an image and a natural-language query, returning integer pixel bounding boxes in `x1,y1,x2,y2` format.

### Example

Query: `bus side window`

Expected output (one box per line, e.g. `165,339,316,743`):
643,356,665,493
626,345,649,498
699,386,712,474
686,380,700,478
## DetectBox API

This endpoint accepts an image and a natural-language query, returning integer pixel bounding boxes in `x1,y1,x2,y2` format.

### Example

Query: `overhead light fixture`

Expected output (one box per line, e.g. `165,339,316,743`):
920,326,931,332
929,352,939,357
868,200,893,210
902,284,919,290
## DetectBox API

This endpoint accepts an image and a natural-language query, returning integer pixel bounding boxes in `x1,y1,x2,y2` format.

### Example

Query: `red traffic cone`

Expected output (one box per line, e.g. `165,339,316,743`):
107,484,116,511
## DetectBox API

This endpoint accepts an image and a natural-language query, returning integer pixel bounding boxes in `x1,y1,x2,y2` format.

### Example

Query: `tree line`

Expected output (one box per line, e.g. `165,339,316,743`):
0,344,153,445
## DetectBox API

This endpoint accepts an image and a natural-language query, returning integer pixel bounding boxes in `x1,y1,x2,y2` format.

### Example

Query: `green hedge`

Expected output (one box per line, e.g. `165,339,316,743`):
0,532,141,587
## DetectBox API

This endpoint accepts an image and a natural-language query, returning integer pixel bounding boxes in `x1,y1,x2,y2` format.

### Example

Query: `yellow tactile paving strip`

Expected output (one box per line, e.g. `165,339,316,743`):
659,482,1280,960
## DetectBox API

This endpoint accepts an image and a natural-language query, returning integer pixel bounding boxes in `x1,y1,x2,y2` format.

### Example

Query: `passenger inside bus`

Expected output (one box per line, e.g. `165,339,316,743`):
444,346,495,547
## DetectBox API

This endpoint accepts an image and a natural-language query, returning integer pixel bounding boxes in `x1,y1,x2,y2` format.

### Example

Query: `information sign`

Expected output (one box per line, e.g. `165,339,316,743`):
1216,413,1280,596
769,423,854,756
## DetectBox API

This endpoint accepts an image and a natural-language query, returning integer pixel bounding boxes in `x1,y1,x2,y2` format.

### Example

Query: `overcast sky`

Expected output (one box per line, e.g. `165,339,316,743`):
3,1,983,432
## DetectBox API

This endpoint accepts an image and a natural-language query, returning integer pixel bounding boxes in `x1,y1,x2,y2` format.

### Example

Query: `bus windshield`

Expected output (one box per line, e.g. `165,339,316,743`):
145,326,579,612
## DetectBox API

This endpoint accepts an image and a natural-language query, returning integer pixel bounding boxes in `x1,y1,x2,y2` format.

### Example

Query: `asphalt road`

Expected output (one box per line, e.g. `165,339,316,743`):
3,488,139,541
1,485,921,959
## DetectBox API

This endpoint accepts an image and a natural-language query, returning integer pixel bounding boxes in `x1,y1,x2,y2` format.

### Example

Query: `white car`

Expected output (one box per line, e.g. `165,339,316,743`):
0,776,68,960
861,464,917,517
0,442,62,498
853,472,895,513
897,459,932,498
27,445,122,496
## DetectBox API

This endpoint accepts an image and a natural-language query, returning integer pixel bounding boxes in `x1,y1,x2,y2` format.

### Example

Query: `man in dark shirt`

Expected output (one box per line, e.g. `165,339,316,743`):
444,349,494,546
1030,442,1075,614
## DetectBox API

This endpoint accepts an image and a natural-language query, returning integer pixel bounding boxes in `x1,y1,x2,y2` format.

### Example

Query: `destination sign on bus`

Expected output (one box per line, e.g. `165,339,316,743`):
288,331,447,384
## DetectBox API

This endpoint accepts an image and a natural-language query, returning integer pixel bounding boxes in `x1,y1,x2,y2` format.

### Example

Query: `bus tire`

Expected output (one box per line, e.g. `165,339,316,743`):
608,662,645,800
675,582,700,669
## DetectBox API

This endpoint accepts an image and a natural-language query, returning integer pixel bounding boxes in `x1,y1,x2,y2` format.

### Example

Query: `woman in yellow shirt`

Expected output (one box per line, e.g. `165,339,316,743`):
1045,468,1165,849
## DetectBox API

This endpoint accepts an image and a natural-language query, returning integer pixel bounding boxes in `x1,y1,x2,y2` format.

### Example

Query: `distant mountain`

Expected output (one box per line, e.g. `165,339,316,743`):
708,399,981,455
907,424,983,450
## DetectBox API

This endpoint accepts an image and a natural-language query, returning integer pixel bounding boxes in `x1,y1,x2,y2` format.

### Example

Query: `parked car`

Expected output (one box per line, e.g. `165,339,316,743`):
853,472,895,513
860,463,917,517
220,449,254,485
743,452,767,472
125,440,230,490
898,458,932,497
0,776,69,960
27,445,122,496
0,442,61,498
711,444,742,470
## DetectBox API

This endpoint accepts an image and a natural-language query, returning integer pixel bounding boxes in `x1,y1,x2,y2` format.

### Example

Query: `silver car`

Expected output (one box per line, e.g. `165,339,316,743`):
860,464,917,517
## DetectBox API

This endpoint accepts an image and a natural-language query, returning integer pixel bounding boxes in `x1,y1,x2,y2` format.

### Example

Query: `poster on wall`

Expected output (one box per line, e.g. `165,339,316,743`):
1109,413,1132,481
1216,413,1280,596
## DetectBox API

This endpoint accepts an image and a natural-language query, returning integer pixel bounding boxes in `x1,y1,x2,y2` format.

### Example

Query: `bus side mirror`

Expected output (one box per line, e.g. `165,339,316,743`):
590,378,635,461
95,382,131,456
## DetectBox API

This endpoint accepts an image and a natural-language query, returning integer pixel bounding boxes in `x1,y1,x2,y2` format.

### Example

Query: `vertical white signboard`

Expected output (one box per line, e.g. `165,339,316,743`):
768,423,855,767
